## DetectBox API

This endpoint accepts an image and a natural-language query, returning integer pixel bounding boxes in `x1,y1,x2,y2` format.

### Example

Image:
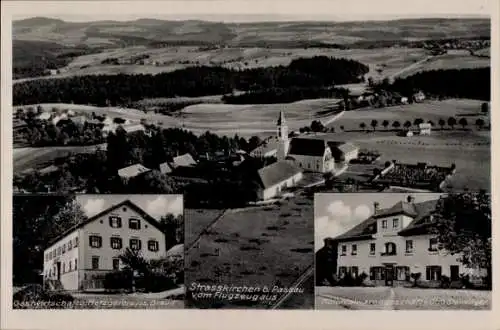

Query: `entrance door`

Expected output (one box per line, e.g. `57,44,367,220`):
56,262,61,281
450,265,460,281
385,265,394,286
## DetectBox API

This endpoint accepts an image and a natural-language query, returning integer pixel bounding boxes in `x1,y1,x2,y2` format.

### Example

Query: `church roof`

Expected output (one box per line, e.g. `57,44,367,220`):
288,138,327,156
257,160,302,189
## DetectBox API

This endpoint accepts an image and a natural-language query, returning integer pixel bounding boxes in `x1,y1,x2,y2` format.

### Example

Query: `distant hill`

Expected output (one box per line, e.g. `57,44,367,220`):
13,16,490,48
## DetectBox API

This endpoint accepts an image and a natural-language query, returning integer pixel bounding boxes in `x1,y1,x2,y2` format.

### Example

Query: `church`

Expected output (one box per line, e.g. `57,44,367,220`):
251,111,357,174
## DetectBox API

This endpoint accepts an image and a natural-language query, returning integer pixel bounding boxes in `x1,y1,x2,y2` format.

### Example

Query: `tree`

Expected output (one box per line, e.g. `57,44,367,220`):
403,120,412,131
248,136,262,152
311,120,325,132
382,120,389,130
392,121,401,130
447,117,457,130
481,102,489,113
458,117,468,130
160,213,184,251
427,120,434,127
432,192,491,288
370,119,378,131
359,122,366,131
438,118,446,130
413,118,424,127
475,118,485,130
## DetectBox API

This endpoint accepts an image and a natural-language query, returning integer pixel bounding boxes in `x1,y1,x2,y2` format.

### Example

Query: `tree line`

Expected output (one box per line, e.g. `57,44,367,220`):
390,67,490,101
13,57,369,106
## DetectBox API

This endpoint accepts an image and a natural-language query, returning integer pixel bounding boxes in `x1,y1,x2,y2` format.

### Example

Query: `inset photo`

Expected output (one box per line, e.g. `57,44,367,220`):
315,192,491,310
12,194,185,309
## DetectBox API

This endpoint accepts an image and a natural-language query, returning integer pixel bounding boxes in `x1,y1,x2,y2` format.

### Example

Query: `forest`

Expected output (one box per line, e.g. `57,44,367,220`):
13,57,369,106
389,67,490,101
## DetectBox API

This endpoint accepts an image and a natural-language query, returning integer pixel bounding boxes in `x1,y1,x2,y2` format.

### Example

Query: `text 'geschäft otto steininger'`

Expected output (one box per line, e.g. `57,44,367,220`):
189,283,304,303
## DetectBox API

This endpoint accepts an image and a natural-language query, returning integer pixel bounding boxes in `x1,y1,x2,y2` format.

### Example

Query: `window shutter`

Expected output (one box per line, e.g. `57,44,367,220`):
109,217,113,227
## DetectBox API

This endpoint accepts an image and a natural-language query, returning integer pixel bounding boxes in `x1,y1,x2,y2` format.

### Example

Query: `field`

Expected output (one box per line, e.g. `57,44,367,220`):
397,53,490,78
316,286,491,310
13,144,106,173
185,193,314,308
13,46,432,83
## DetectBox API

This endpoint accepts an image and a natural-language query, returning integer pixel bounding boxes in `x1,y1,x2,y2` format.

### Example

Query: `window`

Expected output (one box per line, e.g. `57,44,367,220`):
68,240,73,250
405,240,414,253
130,238,142,251
109,216,122,228
382,220,387,229
74,237,79,247
393,218,399,228
62,243,66,254
74,258,77,270
339,267,347,277
57,247,61,256
69,260,72,271
369,243,376,255
110,237,123,250
426,265,442,281
351,244,357,255
396,266,410,281
350,266,359,278
429,238,438,251
45,254,48,262
370,267,385,280
341,245,347,256
91,256,99,270
383,242,397,255
89,235,102,248
129,218,141,230
148,240,159,252
112,258,120,270
62,263,66,273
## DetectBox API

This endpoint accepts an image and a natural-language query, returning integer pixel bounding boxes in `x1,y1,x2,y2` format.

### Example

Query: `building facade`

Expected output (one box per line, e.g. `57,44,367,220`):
43,200,167,291
256,160,303,200
334,196,482,286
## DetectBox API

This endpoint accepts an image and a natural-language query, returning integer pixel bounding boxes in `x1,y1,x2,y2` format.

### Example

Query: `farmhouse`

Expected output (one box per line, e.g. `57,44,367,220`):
328,142,360,163
286,138,335,173
249,137,279,158
256,160,303,200
171,153,197,169
159,162,173,174
42,199,167,291
36,112,51,121
117,164,151,180
419,123,432,135
332,195,484,286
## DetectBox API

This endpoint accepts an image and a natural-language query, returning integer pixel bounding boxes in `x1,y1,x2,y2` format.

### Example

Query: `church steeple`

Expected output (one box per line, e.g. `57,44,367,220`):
276,110,289,160
277,111,288,140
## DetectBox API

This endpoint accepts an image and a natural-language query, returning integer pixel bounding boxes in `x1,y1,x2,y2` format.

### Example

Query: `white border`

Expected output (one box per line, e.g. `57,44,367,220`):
2,1,499,330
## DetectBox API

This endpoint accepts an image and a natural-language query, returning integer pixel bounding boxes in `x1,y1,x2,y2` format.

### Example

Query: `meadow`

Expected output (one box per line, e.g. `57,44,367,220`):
185,193,314,308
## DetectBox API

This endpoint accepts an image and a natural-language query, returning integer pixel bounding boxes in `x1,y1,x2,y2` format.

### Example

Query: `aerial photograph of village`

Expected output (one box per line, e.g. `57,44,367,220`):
10,4,490,310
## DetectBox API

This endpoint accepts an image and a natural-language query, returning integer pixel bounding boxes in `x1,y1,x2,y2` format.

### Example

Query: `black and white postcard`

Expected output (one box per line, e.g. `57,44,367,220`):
1,0,497,329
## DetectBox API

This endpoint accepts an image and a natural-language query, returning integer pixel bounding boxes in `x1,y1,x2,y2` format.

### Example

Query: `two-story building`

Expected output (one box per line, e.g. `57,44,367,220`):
43,199,167,291
332,195,483,286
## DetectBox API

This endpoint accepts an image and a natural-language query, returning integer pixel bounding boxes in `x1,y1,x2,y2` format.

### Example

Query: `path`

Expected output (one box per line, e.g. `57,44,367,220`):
271,265,314,309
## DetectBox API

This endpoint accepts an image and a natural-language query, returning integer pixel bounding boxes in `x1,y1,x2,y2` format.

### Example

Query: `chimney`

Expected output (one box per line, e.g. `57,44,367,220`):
373,202,380,213
407,195,415,203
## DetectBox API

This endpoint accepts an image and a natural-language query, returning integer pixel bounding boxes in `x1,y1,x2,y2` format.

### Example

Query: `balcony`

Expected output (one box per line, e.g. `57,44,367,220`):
380,251,397,256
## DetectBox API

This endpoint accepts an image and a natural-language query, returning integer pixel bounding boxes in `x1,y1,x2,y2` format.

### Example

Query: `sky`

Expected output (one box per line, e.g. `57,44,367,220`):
314,193,444,251
75,194,184,220
6,0,492,22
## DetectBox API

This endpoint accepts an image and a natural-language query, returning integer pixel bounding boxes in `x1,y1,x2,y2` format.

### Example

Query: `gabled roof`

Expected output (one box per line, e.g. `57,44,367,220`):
118,164,151,179
172,153,196,168
46,199,164,248
332,198,439,242
166,244,184,258
39,165,59,175
121,124,145,133
288,138,328,157
250,138,278,156
372,201,418,219
328,142,359,154
257,160,302,189
159,162,172,174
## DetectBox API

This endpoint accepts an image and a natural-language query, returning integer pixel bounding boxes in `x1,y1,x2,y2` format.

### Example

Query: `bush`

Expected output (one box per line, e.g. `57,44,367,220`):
410,272,422,287
13,284,74,309
138,272,177,293
356,272,369,286
104,270,134,292
440,275,451,288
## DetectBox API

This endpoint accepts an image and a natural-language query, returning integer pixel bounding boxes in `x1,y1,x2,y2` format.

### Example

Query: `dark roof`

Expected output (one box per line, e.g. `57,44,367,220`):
46,199,164,248
332,198,439,242
288,138,327,157
257,160,302,189
372,201,418,219
327,141,359,155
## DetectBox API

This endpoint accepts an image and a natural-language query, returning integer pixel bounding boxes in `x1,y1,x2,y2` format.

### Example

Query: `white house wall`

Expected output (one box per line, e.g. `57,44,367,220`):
43,231,80,291
260,172,303,200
